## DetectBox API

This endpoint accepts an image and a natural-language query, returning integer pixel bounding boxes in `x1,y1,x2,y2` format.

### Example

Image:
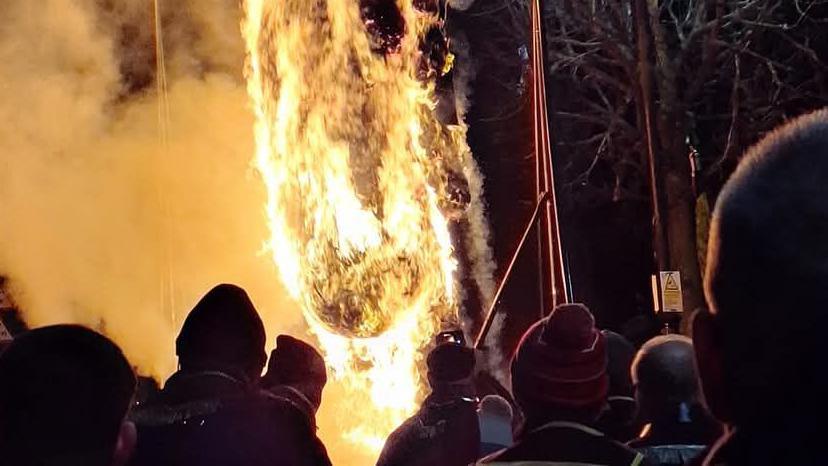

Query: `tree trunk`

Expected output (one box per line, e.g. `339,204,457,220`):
633,0,668,272
664,165,704,315
645,0,704,320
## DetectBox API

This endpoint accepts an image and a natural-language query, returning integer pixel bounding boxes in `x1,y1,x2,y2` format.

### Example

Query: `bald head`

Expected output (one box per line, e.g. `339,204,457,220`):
633,335,700,414
480,395,513,420
701,109,828,424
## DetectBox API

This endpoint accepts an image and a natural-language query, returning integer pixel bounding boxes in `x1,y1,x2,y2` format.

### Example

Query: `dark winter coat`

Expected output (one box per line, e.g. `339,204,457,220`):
596,396,640,443
261,384,320,430
628,408,722,466
479,421,647,466
376,393,480,466
129,370,330,466
698,424,822,466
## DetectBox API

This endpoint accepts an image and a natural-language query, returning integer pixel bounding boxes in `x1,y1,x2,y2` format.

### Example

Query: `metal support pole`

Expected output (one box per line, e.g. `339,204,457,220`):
475,192,551,349
474,0,570,350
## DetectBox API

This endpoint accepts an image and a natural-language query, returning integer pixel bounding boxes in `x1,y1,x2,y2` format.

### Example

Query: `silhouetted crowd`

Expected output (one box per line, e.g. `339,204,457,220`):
1,110,826,466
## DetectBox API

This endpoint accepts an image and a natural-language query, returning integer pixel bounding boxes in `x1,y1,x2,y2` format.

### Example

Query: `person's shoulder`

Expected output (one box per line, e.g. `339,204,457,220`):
130,396,223,427
584,436,650,466
382,414,421,447
627,435,648,449
376,413,429,466
602,435,649,464
236,389,307,430
475,445,511,464
479,426,646,465
636,444,708,466
474,434,547,463
231,391,333,466
259,386,312,415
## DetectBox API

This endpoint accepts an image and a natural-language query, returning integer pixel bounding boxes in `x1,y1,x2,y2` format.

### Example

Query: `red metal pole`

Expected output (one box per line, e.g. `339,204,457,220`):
474,0,570,348
532,0,568,310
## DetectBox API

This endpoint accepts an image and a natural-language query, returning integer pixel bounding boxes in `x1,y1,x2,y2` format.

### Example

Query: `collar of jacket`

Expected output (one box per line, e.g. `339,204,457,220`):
130,370,250,426
161,369,249,404
425,390,479,408
262,385,318,430
529,420,606,437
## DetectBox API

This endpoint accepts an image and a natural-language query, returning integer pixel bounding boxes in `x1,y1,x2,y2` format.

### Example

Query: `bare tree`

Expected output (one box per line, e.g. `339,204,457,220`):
544,0,828,313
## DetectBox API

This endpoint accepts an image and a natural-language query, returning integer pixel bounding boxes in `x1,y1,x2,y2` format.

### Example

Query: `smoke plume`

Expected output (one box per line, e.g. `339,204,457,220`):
0,1,497,463
0,0,304,377
448,0,477,11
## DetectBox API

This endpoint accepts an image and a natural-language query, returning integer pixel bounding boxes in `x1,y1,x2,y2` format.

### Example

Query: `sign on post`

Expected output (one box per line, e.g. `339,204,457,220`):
0,319,12,343
0,289,14,343
659,271,684,313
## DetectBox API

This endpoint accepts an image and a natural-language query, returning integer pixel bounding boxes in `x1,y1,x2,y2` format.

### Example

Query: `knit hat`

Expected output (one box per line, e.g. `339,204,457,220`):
176,284,266,377
511,303,608,410
426,342,476,387
263,335,327,388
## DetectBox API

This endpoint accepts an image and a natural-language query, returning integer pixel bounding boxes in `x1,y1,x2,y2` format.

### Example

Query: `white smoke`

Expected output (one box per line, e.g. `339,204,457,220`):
450,28,505,382
448,0,478,12
0,0,500,461
0,0,303,378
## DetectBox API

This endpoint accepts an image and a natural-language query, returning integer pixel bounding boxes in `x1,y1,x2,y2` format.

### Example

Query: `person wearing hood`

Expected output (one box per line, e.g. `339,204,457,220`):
130,284,323,466
260,334,332,466
377,338,480,466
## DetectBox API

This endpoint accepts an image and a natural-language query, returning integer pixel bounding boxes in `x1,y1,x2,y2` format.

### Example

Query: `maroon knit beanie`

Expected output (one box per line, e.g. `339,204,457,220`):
511,303,608,411
263,335,327,388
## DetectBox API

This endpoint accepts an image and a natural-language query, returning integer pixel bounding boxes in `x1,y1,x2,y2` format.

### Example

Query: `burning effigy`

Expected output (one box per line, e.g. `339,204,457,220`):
242,0,493,455
0,0,494,462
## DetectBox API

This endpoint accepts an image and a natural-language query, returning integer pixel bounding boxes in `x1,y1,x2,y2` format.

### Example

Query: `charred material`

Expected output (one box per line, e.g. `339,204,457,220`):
309,244,428,338
360,0,406,55
414,0,441,14
418,25,452,79
442,170,472,220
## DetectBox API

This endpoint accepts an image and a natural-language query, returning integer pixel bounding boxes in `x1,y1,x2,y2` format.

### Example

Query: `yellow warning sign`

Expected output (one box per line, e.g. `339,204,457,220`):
0,320,12,343
660,271,684,313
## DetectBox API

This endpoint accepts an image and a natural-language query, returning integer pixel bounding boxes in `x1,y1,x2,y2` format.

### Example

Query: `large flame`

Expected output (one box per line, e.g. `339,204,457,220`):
242,0,477,456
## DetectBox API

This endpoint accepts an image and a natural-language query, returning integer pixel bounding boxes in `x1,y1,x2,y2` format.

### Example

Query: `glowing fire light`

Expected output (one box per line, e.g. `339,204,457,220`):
242,0,476,454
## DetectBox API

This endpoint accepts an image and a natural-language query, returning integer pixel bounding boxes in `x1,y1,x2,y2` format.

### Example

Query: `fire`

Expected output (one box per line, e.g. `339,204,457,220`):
242,0,478,457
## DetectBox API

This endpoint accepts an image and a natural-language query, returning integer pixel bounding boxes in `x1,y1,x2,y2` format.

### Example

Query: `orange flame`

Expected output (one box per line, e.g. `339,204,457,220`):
242,0,477,458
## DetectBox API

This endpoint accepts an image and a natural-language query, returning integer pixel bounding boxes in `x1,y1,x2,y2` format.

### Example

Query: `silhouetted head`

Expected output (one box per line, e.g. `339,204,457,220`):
604,330,636,398
633,335,702,422
478,395,514,455
262,334,327,411
697,109,828,427
511,303,608,426
596,330,638,441
620,314,659,349
0,325,136,466
426,341,476,395
176,284,266,382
